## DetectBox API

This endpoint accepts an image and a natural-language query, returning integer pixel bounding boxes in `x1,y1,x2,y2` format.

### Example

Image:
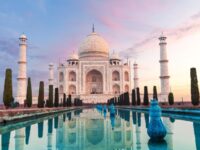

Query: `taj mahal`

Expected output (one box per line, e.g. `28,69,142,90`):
50,26,133,103
16,26,170,104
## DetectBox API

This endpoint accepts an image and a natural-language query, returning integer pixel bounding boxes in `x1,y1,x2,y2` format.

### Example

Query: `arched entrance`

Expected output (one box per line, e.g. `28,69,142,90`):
86,70,103,94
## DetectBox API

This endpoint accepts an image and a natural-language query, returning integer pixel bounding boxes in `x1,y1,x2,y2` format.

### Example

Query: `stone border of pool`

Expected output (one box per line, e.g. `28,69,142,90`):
116,106,200,115
0,106,91,126
116,106,200,122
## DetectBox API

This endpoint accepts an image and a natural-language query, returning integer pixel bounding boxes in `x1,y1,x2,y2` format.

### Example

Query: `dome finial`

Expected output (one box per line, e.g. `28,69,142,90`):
92,24,95,33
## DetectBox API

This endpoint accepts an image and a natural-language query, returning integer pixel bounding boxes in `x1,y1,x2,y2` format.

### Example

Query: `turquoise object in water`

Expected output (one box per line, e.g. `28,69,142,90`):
147,99,167,141
110,116,115,129
110,104,115,116
103,105,107,113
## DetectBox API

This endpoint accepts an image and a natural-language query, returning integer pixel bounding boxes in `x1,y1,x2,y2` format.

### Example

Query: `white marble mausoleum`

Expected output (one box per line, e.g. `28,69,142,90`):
53,28,132,103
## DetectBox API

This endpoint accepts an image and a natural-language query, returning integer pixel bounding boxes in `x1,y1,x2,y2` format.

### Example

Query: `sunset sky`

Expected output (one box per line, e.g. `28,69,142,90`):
0,0,200,102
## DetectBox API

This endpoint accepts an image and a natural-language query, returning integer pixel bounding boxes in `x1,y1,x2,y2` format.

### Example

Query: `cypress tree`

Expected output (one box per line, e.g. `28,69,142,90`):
168,92,174,105
63,93,66,107
132,89,136,105
136,88,141,105
38,81,44,108
74,98,77,106
153,86,158,100
48,85,53,107
120,94,123,105
3,68,13,108
143,86,149,105
190,68,200,105
68,94,72,106
26,77,32,107
54,88,59,107
122,93,125,105
124,92,130,105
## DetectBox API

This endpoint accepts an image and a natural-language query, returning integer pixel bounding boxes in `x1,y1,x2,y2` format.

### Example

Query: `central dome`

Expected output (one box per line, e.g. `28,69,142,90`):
78,31,109,59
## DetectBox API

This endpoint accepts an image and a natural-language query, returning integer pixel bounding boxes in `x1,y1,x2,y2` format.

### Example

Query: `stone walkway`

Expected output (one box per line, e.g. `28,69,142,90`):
0,106,89,125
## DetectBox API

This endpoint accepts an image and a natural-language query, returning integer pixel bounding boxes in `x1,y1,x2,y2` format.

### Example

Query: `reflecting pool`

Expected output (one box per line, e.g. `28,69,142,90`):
0,108,200,150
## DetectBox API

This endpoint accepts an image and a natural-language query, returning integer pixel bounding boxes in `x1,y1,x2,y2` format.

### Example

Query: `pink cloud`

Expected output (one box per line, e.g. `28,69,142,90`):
88,0,168,30
121,10,200,57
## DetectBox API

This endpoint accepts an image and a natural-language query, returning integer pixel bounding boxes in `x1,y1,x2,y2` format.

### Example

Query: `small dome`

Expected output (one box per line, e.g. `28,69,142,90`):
68,52,79,60
49,63,54,66
19,34,27,39
110,51,120,60
78,32,109,59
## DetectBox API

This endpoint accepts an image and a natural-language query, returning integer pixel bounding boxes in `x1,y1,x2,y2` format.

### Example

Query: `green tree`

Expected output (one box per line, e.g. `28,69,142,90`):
143,86,149,105
38,81,44,108
190,68,200,105
54,88,59,107
3,68,13,108
63,93,66,107
168,92,174,105
67,94,72,107
69,94,72,106
153,86,158,100
48,85,54,107
132,89,136,105
26,77,32,107
136,88,141,105
124,92,130,105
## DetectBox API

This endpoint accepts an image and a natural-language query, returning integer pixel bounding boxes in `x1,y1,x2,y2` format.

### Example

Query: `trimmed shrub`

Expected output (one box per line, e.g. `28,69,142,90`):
132,89,136,105
168,92,174,105
3,68,13,108
153,86,158,100
67,94,72,107
54,88,59,107
38,81,44,108
47,85,54,107
190,68,199,105
143,86,149,105
63,93,66,107
136,88,141,105
26,77,32,107
124,92,130,105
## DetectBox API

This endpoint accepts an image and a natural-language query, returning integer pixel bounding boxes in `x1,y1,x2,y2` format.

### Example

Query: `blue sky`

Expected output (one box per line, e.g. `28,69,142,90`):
1,0,200,102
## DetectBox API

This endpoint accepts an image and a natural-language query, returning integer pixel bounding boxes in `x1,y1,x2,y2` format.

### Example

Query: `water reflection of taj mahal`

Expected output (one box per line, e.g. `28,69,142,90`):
2,109,177,150
56,109,133,150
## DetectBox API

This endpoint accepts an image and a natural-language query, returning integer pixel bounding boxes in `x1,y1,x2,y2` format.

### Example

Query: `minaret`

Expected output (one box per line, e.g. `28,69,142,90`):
133,62,139,89
16,34,27,104
48,63,54,85
159,33,170,101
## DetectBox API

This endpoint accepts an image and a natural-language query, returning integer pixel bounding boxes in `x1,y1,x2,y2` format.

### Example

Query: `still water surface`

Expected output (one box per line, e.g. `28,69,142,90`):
0,108,199,150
